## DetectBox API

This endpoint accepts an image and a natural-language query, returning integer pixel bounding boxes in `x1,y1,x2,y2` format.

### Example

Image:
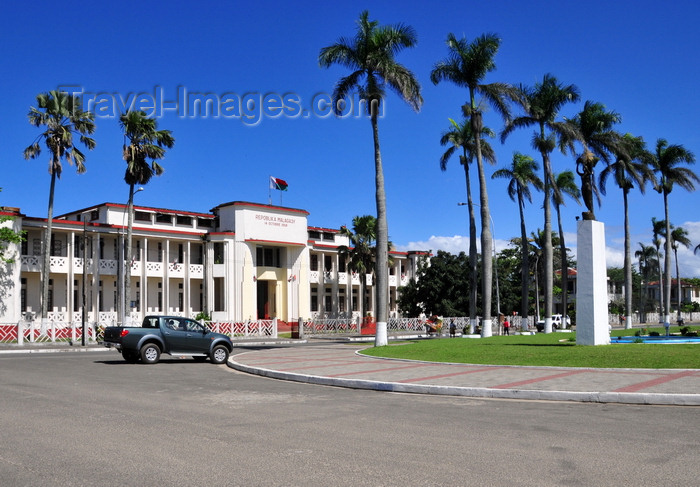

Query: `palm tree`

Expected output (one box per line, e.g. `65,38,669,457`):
431,33,515,337
120,110,174,324
565,101,622,220
319,11,422,346
651,139,697,328
338,215,377,323
600,134,654,328
492,153,542,330
23,90,96,322
501,74,580,333
635,243,657,322
670,226,691,322
440,117,496,333
651,217,667,319
552,171,580,325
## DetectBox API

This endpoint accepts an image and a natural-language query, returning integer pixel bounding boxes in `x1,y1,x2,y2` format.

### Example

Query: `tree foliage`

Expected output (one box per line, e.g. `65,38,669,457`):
398,251,469,316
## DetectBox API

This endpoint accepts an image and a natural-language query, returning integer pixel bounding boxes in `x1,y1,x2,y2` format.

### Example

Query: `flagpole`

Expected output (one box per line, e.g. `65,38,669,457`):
268,175,272,205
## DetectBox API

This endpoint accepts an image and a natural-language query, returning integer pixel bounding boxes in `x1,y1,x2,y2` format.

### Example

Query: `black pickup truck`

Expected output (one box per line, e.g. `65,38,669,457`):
102,315,233,364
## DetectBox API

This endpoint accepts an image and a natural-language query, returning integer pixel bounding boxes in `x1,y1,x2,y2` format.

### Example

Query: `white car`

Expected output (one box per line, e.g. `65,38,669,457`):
535,314,571,332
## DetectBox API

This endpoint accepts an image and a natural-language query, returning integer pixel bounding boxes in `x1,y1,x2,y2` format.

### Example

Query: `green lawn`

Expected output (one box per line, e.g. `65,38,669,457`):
360,326,700,369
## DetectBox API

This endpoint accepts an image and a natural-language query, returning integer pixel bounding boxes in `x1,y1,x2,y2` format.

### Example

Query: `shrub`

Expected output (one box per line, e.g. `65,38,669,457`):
195,311,211,322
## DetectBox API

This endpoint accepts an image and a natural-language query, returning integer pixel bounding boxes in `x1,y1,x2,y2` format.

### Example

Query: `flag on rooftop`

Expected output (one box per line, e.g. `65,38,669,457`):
270,176,288,191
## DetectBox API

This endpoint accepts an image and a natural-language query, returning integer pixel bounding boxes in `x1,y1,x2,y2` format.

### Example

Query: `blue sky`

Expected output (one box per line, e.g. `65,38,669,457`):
3,1,700,276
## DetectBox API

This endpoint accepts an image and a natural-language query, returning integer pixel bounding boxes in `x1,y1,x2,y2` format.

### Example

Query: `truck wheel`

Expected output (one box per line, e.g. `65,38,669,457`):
140,343,161,364
122,350,139,363
210,345,229,364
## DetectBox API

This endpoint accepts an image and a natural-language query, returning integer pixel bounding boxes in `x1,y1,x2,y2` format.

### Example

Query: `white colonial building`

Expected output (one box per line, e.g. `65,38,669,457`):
0,201,426,327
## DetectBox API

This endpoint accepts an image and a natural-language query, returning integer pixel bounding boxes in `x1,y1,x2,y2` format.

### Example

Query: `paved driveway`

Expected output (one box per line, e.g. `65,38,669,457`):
0,350,698,486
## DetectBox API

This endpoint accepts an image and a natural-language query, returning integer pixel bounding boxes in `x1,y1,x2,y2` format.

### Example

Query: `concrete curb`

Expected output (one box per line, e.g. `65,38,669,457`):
228,354,700,406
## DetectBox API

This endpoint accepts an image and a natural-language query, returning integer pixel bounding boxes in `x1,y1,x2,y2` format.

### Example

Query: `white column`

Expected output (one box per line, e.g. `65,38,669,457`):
184,241,191,315
576,220,610,345
163,239,170,313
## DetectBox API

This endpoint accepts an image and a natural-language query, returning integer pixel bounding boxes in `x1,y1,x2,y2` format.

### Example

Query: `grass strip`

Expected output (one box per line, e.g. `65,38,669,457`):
361,326,700,369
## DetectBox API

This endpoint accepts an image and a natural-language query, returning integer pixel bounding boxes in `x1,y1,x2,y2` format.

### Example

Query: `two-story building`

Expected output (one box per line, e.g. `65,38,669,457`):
0,201,426,326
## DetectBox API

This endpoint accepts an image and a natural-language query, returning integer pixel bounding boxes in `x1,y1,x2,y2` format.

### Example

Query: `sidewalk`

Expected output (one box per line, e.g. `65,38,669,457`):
229,341,700,406
4,339,698,406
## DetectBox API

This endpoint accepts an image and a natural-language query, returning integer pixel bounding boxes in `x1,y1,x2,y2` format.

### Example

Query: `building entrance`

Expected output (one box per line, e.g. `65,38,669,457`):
257,280,270,319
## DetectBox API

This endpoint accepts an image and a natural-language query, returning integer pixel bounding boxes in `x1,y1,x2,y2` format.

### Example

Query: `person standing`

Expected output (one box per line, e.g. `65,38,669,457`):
503,318,510,336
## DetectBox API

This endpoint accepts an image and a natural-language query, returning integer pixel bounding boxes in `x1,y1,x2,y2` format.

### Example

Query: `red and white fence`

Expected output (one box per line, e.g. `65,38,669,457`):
0,318,278,345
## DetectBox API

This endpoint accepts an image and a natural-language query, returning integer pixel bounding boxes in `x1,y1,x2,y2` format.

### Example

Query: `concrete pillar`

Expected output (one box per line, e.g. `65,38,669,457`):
576,220,610,345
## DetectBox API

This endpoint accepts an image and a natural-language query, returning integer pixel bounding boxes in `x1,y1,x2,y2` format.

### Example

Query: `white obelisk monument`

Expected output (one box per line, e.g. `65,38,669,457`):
576,219,610,345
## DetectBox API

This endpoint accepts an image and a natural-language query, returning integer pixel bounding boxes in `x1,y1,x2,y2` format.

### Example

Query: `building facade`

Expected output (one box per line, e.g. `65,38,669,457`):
0,201,426,326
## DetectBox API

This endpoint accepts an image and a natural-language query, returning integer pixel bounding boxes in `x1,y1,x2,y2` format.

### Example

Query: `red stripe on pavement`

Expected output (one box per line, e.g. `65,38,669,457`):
491,369,589,389
613,370,700,393
278,360,368,372
239,354,358,366
327,363,435,378
398,367,505,383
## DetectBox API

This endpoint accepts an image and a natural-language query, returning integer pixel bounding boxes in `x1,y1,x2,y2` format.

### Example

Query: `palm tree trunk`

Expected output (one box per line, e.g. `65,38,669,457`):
41,170,57,322
371,113,389,346
674,247,681,323
125,184,135,325
534,256,540,322
640,280,646,323
472,111,493,337
663,194,672,329
556,204,568,328
517,191,529,331
542,152,554,333
463,159,478,334
656,245,664,321
360,274,366,330
623,189,633,328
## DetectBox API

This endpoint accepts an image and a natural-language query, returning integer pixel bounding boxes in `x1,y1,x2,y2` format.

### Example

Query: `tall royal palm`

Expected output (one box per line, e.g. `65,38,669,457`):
431,33,514,337
552,171,580,325
599,134,654,328
670,226,691,322
120,110,174,324
502,74,580,333
651,139,697,327
339,215,377,323
492,153,542,330
440,117,496,333
23,90,96,321
320,11,422,346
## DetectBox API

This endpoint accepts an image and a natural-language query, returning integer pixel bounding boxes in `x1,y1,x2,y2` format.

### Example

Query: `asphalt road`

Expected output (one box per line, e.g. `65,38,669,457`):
0,349,698,486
